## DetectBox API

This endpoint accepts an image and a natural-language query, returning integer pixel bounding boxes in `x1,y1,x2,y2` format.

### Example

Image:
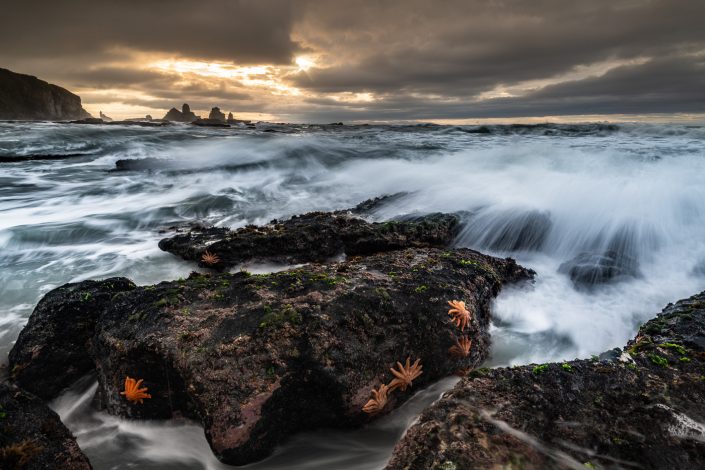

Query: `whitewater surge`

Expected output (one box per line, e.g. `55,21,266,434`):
2,121,705,468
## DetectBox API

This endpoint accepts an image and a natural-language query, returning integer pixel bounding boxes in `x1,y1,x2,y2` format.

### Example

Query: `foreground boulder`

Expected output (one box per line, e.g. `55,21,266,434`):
0,68,91,121
0,382,91,469
386,292,705,469
9,278,137,400
159,210,461,270
9,247,532,465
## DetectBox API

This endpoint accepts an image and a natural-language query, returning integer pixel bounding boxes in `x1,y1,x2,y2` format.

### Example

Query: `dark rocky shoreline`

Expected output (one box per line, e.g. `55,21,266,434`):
4,200,705,468
386,291,705,469
0,382,91,469
158,207,461,270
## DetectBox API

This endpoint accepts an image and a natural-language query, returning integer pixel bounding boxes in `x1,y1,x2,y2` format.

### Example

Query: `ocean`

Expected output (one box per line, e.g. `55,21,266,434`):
2,121,704,468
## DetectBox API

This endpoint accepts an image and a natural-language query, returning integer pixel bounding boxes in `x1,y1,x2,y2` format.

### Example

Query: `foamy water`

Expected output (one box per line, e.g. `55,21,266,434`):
2,121,704,468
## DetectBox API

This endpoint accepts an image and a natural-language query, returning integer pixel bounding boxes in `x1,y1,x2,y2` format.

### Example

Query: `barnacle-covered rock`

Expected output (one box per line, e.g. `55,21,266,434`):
386,292,705,470
9,244,532,465
158,201,461,270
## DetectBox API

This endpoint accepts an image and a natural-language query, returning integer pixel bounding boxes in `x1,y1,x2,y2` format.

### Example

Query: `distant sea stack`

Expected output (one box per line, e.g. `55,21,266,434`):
208,106,226,122
0,68,91,121
163,103,199,122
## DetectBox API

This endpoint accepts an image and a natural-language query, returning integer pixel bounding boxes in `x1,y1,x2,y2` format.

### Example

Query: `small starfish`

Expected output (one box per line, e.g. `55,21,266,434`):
448,300,472,331
449,335,472,358
362,383,390,415
388,357,423,392
120,376,152,404
201,250,220,266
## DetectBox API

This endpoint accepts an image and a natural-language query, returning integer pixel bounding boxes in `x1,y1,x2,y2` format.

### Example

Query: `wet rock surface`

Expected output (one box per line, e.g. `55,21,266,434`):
9,246,532,465
158,208,461,270
114,157,172,171
9,278,137,400
559,250,640,288
0,381,91,469
386,292,705,470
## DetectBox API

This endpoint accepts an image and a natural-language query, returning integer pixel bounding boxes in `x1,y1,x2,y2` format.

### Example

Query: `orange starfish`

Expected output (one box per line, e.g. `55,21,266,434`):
449,335,472,358
201,250,220,266
120,376,152,404
448,300,472,331
388,357,423,392
362,383,390,415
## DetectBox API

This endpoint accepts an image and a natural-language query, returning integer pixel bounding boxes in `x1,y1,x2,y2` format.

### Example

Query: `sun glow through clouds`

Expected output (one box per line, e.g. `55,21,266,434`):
295,56,316,71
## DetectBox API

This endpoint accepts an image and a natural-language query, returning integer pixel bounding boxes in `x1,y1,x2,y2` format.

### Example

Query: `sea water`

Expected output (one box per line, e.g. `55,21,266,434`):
2,121,704,468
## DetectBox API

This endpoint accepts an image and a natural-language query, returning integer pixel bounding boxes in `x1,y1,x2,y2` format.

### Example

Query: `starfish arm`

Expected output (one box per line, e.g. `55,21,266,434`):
390,369,406,381
388,378,405,391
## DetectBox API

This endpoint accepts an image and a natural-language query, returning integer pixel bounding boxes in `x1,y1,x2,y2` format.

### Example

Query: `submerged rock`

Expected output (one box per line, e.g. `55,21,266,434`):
114,157,173,171
559,250,640,288
69,118,104,125
159,210,461,270
9,247,532,465
192,118,231,127
386,292,705,470
0,381,91,469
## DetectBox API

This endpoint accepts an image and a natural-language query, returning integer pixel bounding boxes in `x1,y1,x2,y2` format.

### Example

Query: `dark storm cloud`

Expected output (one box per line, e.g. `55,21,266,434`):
293,0,705,98
0,0,300,64
1,0,703,120
287,54,705,122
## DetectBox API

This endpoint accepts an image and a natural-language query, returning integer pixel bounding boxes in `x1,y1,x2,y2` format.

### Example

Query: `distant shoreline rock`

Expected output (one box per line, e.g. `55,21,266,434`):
0,68,91,121
163,103,199,122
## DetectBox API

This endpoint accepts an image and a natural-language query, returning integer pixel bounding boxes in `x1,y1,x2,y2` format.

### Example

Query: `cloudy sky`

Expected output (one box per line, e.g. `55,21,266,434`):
2,0,704,122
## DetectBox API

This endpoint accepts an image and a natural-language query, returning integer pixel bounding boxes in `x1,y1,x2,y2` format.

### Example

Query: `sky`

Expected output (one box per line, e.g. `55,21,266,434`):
2,0,704,122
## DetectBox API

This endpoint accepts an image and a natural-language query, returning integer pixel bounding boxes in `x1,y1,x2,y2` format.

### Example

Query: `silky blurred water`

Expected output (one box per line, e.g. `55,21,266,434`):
2,121,705,468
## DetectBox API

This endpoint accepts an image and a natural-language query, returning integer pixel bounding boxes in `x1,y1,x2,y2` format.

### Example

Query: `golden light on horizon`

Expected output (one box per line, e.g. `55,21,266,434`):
150,59,270,80
148,57,306,96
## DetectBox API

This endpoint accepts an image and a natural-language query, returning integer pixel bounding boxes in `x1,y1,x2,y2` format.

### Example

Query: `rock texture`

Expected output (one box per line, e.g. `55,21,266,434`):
386,292,705,470
9,247,532,465
0,381,91,469
0,68,91,121
159,210,461,270
9,278,137,400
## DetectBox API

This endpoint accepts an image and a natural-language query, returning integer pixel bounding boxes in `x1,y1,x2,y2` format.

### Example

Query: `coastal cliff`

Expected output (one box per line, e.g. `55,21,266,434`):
0,68,91,121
